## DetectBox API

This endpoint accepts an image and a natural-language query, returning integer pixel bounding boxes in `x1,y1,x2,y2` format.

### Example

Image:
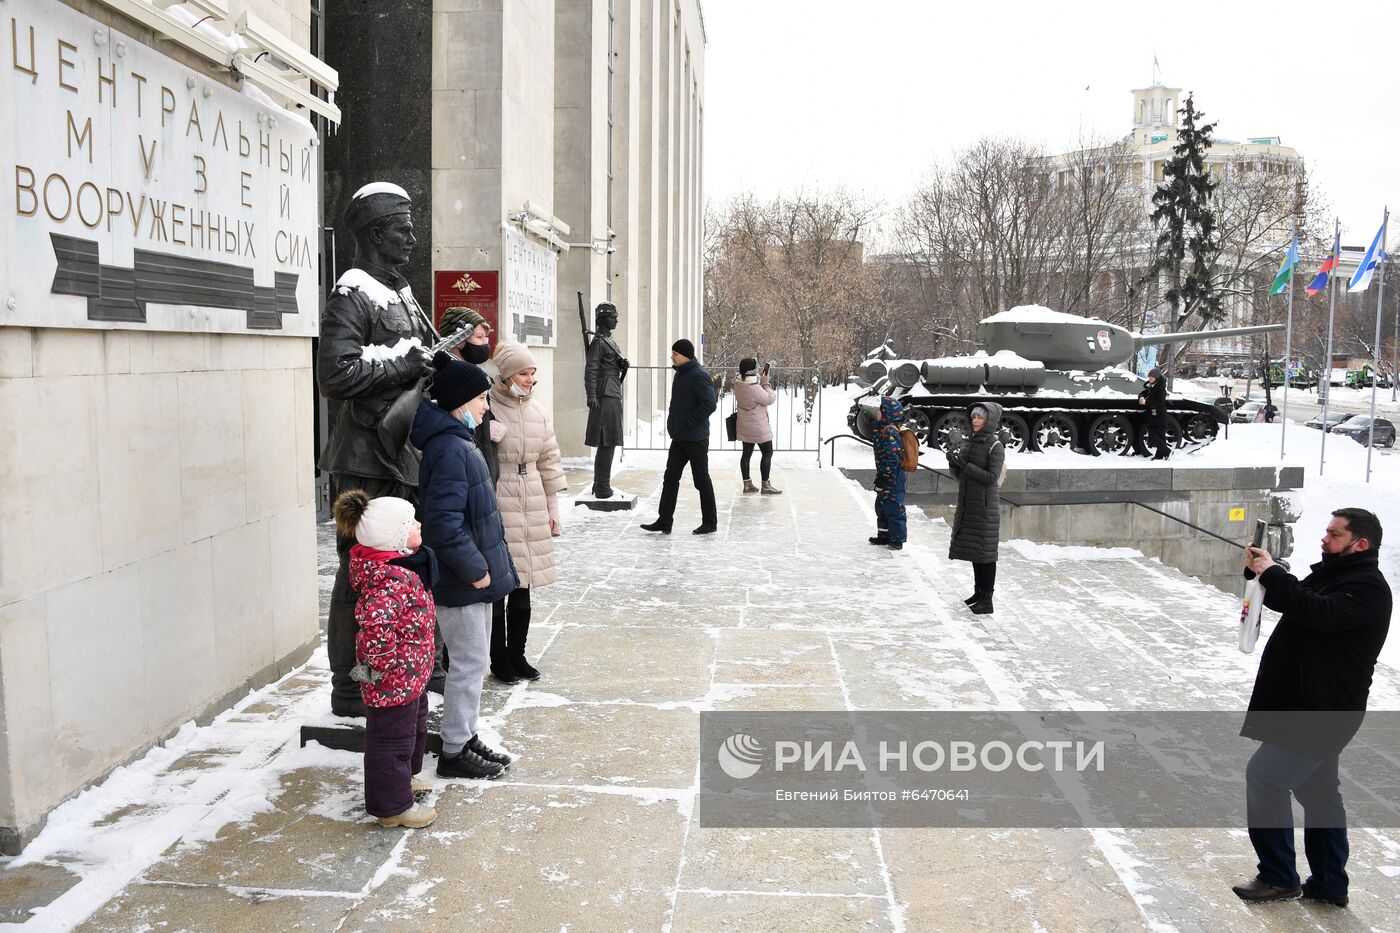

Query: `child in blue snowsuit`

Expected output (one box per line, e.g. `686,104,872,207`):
869,396,907,550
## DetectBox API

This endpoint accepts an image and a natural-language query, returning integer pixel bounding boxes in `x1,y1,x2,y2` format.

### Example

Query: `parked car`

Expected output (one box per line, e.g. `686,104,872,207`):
1304,412,1354,431
1232,401,1266,423
1330,416,1397,447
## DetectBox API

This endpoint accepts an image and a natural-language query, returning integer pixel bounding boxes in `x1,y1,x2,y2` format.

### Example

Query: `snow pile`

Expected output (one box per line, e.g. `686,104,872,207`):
1007,540,1146,562
163,4,248,55
986,349,1042,370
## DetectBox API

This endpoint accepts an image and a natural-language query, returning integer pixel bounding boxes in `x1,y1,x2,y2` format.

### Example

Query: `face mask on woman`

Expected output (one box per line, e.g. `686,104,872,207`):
509,381,532,398
461,342,491,365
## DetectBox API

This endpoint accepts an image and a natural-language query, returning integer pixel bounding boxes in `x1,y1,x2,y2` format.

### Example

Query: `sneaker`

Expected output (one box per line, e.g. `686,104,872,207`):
377,802,437,828
437,747,506,780
411,776,433,793
512,656,542,681
490,661,521,684
1300,880,1348,907
641,520,672,534
692,524,718,535
468,734,513,767
868,536,890,546
887,542,904,551
1232,876,1302,902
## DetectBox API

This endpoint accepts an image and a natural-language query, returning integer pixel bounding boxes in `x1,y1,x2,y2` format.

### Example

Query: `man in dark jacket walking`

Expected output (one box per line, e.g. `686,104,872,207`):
642,339,719,535
1137,368,1170,460
1232,508,1391,907
318,183,437,717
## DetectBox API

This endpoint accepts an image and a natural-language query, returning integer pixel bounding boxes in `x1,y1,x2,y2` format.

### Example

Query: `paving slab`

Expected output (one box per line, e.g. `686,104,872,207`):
492,703,698,789
74,882,353,932
143,767,393,894
0,861,82,923
339,784,687,932
669,890,892,931
538,625,715,703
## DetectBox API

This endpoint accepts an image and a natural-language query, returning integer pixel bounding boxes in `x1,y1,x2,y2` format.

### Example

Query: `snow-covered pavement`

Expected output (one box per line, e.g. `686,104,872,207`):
2,458,1397,931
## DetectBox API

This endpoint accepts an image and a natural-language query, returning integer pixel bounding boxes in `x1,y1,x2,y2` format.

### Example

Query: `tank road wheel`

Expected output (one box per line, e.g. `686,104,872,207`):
998,413,1030,453
1164,414,1184,448
932,411,971,451
904,407,933,445
853,405,879,442
1030,413,1078,452
1087,414,1135,456
1181,413,1218,446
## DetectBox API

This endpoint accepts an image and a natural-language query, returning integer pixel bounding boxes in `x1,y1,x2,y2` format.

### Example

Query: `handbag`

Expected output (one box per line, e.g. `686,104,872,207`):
725,410,738,442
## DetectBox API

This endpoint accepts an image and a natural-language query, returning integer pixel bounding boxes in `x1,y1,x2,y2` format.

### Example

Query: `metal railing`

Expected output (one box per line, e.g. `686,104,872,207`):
824,434,1245,548
626,366,824,462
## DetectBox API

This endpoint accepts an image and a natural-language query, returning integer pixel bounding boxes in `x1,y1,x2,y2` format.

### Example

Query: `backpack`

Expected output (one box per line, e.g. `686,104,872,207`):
898,427,920,473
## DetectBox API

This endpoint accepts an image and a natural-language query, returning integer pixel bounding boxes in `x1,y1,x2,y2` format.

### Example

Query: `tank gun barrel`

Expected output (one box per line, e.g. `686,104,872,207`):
1132,323,1285,351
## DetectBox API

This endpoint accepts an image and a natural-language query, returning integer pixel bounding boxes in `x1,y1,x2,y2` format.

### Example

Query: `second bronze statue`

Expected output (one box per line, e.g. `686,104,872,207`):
583,300,628,498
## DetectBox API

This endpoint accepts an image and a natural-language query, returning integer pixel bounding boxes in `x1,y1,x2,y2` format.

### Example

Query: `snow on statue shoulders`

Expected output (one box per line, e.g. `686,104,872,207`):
334,267,413,311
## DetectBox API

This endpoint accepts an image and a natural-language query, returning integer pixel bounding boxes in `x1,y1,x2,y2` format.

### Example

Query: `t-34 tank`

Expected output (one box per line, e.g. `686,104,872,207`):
849,305,1285,455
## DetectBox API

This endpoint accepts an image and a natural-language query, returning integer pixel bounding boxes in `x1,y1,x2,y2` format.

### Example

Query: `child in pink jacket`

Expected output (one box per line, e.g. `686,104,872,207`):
333,490,439,828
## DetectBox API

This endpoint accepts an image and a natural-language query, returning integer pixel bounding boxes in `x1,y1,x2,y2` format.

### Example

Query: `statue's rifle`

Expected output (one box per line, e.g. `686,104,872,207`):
377,324,479,456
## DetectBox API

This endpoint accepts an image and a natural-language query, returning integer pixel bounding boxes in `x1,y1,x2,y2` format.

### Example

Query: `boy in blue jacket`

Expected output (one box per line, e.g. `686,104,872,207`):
870,396,907,551
411,353,519,780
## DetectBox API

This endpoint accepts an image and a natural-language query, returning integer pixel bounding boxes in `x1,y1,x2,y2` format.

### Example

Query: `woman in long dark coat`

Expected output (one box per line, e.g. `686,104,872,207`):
946,402,1005,615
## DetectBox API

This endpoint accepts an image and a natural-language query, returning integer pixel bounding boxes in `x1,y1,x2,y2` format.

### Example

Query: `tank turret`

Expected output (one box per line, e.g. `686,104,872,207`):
850,304,1287,457
977,306,1285,371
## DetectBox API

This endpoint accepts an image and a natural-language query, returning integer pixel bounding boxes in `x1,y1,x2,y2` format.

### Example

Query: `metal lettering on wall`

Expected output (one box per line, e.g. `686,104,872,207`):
1,0,321,335
503,226,556,347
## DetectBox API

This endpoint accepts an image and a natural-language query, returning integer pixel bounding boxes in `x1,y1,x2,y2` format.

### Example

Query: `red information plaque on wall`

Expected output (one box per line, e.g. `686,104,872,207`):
433,271,500,344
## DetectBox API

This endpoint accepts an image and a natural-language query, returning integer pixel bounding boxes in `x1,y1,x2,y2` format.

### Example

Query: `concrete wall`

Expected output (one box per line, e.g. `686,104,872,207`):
0,0,321,855
841,466,1304,595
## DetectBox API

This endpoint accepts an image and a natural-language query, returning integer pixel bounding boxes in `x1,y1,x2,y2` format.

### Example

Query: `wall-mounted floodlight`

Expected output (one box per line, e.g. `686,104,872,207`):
235,10,339,92
563,239,615,256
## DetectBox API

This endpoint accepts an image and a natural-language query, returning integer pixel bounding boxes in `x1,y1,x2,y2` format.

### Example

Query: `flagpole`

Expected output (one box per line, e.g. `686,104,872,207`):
1280,230,1297,459
1319,218,1339,476
1365,208,1389,483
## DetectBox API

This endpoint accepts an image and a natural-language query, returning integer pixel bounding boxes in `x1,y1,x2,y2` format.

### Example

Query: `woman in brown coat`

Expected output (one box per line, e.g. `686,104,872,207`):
731,357,781,494
487,342,567,682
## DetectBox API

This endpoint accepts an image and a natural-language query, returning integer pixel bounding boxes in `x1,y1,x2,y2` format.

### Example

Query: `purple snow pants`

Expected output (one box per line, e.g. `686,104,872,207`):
364,691,429,818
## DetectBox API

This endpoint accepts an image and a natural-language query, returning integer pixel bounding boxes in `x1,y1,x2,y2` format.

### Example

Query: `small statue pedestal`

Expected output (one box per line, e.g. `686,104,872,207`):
575,493,638,512
300,708,445,755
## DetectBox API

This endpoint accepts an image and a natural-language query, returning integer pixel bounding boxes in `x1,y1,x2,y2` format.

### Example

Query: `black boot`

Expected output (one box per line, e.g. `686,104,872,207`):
641,519,672,533
868,535,890,545
969,594,994,615
513,655,541,681
692,523,718,535
436,747,505,780
467,734,513,767
490,660,521,684
593,445,616,498
963,593,980,606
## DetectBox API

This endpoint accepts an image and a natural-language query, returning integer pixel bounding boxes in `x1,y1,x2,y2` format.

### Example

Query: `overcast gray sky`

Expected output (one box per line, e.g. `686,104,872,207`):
702,0,1398,254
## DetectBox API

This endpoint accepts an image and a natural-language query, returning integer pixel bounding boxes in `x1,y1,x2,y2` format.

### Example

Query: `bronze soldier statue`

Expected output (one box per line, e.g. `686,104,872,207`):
584,302,627,497
316,182,441,718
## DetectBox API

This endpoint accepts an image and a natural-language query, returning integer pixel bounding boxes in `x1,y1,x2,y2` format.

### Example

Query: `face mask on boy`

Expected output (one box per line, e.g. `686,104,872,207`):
458,409,478,430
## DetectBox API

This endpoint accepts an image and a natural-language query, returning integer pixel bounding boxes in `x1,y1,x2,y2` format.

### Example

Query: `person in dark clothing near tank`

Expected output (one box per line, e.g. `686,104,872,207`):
1138,368,1171,460
317,183,438,718
642,339,719,535
868,396,907,551
946,403,1005,615
1231,508,1391,907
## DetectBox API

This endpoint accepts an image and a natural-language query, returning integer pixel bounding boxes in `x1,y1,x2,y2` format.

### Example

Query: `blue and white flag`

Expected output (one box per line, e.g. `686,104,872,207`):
1347,220,1390,292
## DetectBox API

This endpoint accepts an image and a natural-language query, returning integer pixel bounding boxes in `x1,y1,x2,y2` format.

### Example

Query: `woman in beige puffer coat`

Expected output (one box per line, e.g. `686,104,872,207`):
486,342,567,683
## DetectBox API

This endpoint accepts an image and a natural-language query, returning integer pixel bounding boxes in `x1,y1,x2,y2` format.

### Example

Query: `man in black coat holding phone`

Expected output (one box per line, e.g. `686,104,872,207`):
642,339,718,535
1232,508,1391,907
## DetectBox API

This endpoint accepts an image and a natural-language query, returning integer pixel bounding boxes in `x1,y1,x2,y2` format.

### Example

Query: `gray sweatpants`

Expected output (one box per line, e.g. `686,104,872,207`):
436,602,491,756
